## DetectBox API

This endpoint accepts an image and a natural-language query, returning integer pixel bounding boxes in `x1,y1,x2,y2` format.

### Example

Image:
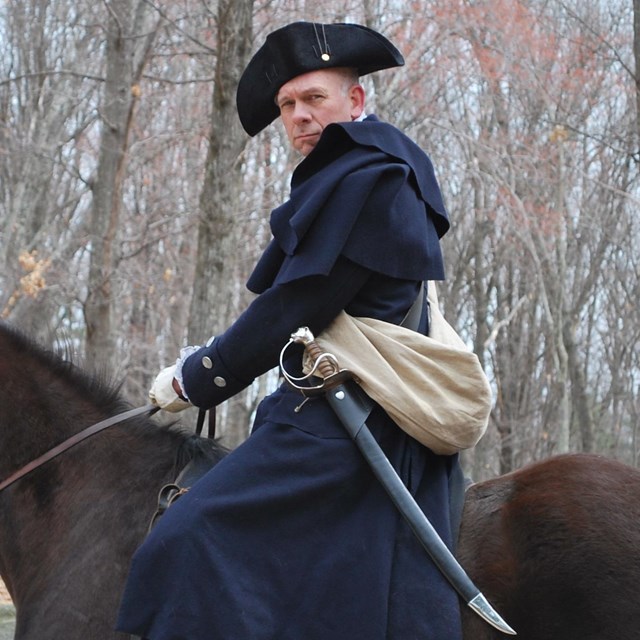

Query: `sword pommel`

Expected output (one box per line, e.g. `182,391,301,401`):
289,326,315,345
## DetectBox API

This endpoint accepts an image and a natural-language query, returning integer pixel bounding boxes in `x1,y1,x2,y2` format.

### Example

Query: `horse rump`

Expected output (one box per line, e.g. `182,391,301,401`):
458,453,640,640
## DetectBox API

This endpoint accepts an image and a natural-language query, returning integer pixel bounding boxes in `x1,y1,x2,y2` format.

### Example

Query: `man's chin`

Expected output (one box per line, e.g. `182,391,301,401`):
295,134,319,155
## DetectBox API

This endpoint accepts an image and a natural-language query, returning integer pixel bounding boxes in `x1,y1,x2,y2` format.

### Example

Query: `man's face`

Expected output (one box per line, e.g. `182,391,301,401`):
276,68,365,156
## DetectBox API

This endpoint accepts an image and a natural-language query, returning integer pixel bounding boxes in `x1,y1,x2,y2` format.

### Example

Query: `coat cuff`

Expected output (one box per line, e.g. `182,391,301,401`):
180,339,250,409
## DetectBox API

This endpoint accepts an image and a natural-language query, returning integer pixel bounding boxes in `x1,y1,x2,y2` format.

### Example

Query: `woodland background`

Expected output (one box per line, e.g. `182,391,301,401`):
1,0,638,481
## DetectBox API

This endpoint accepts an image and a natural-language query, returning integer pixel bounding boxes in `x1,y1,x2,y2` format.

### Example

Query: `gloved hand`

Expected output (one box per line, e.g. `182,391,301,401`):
149,364,192,412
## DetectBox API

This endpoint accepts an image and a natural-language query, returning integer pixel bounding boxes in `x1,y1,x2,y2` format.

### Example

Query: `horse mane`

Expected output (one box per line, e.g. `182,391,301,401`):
0,321,228,473
0,320,128,417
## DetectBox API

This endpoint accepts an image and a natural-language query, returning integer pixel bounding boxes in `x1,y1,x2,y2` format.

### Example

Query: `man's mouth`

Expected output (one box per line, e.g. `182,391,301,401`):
295,131,318,142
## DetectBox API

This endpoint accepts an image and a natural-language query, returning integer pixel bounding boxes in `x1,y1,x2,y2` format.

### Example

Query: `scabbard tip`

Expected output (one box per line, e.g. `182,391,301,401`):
468,593,517,635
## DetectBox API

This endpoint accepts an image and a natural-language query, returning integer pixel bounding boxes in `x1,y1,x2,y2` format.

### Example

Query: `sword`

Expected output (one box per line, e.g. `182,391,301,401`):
282,327,516,636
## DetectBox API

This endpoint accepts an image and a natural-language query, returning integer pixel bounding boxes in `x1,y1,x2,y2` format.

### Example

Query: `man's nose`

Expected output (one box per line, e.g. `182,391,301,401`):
292,102,312,123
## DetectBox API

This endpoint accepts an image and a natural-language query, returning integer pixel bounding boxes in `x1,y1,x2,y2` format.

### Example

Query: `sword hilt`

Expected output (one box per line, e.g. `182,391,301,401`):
290,327,339,379
279,327,354,395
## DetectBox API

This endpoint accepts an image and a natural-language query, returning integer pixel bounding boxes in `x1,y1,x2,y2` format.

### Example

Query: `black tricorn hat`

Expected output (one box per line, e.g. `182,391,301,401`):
236,22,404,136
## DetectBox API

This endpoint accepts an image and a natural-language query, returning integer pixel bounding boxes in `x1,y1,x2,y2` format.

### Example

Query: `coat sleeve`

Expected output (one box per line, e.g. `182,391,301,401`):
180,257,371,409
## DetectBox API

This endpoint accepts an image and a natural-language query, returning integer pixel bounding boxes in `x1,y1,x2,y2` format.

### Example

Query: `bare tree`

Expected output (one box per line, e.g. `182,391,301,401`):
84,0,159,368
0,0,636,472
0,1,102,342
188,0,253,342
184,0,254,445
636,0,640,140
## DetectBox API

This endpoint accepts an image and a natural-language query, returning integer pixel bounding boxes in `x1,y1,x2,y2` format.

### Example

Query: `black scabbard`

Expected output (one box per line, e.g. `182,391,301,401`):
325,381,516,636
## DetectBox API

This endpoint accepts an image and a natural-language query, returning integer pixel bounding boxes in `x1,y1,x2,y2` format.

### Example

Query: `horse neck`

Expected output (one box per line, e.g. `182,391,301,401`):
0,415,183,613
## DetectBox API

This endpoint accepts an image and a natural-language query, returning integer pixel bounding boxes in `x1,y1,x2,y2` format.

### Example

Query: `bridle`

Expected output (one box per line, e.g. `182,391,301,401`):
0,404,159,493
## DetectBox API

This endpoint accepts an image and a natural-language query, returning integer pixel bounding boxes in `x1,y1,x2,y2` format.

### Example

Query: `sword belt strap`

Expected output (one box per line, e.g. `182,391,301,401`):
401,282,426,332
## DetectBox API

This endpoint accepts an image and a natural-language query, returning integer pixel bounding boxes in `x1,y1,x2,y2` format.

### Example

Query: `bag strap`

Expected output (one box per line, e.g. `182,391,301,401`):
401,282,426,332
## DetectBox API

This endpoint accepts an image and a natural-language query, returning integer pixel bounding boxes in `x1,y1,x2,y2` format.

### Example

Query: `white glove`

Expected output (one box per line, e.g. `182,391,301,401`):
149,364,192,412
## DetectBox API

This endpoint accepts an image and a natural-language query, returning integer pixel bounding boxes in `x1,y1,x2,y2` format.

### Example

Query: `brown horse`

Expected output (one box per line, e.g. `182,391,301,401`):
1,321,639,639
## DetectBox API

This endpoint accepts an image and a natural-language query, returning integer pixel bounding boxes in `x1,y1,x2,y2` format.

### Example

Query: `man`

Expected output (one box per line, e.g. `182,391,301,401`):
117,21,463,639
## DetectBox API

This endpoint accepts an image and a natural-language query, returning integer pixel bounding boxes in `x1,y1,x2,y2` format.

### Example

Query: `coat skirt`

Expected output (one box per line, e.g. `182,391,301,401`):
117,388,463,639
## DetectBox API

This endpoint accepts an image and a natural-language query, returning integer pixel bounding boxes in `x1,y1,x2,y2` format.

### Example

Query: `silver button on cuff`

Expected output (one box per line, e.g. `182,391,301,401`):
202,356,213,369
214,376,227,388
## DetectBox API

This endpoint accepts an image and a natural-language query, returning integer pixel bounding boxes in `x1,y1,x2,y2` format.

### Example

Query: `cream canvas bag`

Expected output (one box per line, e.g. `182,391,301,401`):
307,283,492,455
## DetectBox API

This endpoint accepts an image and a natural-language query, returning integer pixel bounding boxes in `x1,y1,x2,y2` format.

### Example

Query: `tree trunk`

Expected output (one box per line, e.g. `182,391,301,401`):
634,0,640,141
84,0,156,369
188,0,254,445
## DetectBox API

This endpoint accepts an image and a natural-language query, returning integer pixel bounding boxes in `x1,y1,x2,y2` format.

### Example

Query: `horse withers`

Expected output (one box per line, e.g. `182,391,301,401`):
1,321,639,639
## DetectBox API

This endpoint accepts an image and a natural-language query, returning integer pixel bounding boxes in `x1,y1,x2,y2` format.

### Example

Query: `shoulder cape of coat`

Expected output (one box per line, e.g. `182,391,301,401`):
247,115,449,293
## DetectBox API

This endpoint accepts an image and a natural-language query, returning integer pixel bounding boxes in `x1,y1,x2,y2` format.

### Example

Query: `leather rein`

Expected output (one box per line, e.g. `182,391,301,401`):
0,404,216,494
0,404,159,493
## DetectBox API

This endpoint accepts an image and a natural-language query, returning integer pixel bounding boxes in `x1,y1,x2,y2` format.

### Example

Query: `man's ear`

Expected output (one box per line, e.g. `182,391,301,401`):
349,84,366,120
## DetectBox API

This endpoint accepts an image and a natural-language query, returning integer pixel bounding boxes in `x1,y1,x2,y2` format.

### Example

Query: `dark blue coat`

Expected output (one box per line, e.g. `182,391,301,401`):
117,116,463,639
